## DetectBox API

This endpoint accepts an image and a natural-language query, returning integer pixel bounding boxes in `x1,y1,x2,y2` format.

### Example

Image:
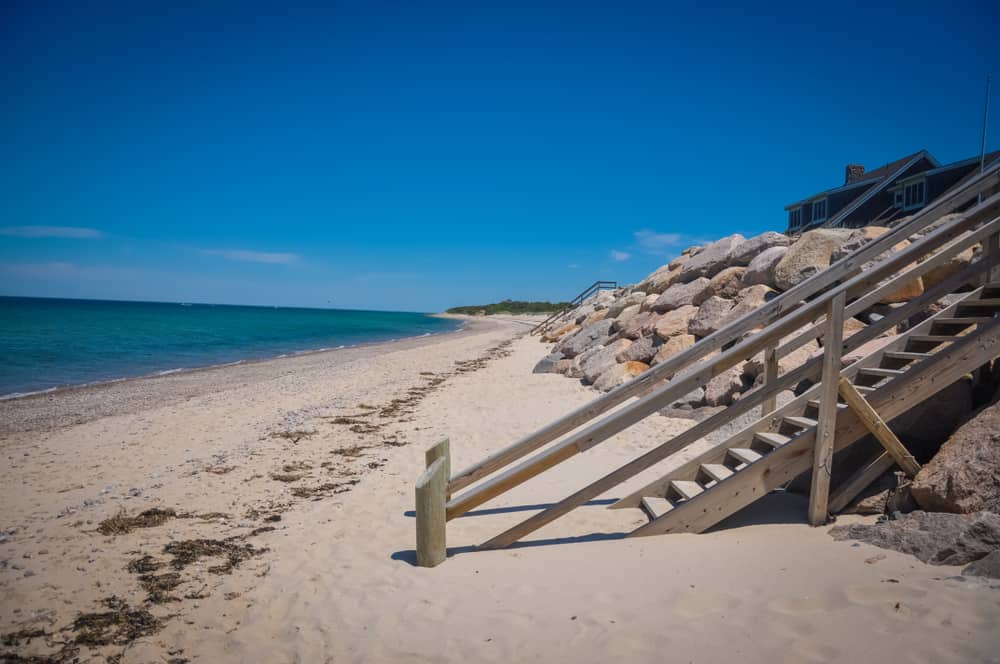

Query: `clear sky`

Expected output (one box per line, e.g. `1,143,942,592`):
2,1,997,312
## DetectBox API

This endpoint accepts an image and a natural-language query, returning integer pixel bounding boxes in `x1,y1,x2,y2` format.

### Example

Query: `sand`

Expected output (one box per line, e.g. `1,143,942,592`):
2,315,998,662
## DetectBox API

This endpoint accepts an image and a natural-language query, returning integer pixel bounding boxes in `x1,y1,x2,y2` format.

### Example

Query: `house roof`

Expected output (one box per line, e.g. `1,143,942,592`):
784,150,937,211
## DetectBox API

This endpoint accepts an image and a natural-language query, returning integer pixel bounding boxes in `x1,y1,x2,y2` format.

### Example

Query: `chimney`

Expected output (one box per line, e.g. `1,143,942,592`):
845,164,865,184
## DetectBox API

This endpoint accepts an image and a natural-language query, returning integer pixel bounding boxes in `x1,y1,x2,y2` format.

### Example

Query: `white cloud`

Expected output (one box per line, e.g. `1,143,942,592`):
0,261,140,281
610,250,631,262
201,249,299,264
632,229,695,254
0,225,103,239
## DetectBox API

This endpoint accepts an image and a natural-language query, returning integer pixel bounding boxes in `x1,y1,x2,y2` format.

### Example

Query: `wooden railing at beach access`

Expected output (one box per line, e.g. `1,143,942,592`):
413,161,1000,566
529,280,618,336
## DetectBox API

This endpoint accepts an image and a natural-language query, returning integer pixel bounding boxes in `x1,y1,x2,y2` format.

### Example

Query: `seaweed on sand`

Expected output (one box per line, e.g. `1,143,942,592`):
269,430,316,444
125,554,162,574
137,572,184,604
290,479,359,499
269,472,304,483
97,508,177,536
163,538,267,575
70,596,164,647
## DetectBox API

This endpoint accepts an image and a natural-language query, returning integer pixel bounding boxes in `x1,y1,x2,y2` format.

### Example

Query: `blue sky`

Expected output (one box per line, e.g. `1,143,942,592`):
2,1,997,311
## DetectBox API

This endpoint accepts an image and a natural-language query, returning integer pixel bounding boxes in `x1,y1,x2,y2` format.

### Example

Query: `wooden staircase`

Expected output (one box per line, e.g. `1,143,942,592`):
410,162,1000,565
618,285,1000,535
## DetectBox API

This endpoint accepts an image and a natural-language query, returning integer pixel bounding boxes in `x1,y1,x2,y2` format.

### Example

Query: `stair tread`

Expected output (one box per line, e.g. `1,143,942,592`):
908,334,957,342
728,448,763,465
640,496,673,520
807,399,850,410
883,351,932,360
669,480,704,501
859,367,904,376
754,431,792,448
700,463,733,483
783,415,819,429
933,316,994,325
956,298,1000,306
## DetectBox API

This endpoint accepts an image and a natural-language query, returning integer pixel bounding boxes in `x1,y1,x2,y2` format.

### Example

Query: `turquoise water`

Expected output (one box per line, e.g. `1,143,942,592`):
0,297,460,397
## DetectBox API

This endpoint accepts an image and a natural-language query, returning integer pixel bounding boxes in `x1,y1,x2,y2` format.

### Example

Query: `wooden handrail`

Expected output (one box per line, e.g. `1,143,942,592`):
448,215,1000,522
530,281,618,335
447,165,1000,495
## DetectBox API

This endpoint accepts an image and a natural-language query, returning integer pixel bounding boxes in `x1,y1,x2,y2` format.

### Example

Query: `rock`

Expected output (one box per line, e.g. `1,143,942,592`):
920,247,975,291
652,278,712,313
678,234,746,281
555,319,614,358
594,361,649,392
963,549,1000,578
669,387,705,409
532,352,565,374
640,293,660,312
652,305,699,340
829,510,1000,566
842,316,868,340
910,398,1000,514
542,322,579,343
553,359,576,375
651,334,696,366
618,336,658,364
704,365,746,407
618,311,658,340
580,338,633,384
830,226,891,263
610,304,642,332
606,292,647,319
581,309,609,327
744,339,821,378
637,265,683,295
572,305,595,324
705,267,746,300
742,246,787,289
773,229,853,291
688,296,735,338
890,378,974,462
727,231,790,267
719,285,778,328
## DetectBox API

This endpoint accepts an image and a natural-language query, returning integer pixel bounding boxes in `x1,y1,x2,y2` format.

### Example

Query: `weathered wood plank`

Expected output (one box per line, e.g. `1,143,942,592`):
763,342,778,415
416,458,448,567
808,291,846,526
838,378,921,477
425,438,451,499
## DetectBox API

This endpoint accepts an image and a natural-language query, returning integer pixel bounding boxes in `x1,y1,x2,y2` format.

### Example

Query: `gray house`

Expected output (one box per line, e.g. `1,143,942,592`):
785,149,1000,233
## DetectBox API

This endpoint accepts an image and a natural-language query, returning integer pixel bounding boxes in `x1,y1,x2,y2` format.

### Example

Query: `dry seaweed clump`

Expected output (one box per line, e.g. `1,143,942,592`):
269,430,316,444
97,508,177,535
290,479,359,499
71,596,164,647
138,572,184,604
164,538,267,574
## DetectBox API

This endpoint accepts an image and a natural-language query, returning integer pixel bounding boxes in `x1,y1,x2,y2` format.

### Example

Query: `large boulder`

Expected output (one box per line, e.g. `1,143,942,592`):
606,292,647,319
637,265,683,295
652,305,699,340
920,246,975,291
704,365,747,407
542,322,579,343
719,285,778,328
610,304,642,332
594,361,649,392
963,549,1000,578
829,510,1000,566
618,335,658,364
773,229,853,291
579,338,633,384
532,352,565,374
618,311,658,340
890,379,974,462
678,234,746,281
744,339,821,378
688,296,735,338
652,278,712,313
580,308,609,327
910,398,1000,514
554,319,614,358
705,267,746,300
727,231,790,267
651,333,696,366
830,226,891,263
742,246,787,288
639,293,660,312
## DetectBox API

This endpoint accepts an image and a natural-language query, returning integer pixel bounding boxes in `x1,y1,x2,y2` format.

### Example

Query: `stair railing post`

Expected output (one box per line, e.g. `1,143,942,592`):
808,290,846,526
762,342,778,416
416,456,448,567
985,231,1000,284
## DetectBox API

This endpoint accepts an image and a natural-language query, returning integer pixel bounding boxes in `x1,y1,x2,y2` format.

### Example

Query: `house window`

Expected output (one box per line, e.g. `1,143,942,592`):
894,190,904,208
812,198,827,222
789,208,802,228
903,180,926,210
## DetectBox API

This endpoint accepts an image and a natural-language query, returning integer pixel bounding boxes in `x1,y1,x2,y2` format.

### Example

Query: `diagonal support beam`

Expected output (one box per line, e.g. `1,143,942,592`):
837,378,921,477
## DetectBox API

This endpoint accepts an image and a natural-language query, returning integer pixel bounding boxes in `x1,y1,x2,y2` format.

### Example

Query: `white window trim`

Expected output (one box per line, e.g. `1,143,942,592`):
902,179,926,211
812,198,828,223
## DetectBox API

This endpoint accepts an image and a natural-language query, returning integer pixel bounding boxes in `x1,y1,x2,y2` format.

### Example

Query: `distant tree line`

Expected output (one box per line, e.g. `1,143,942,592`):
446,299,570,315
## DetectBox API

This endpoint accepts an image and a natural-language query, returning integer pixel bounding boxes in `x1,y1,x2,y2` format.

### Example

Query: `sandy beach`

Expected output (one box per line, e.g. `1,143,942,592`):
2,316,998,663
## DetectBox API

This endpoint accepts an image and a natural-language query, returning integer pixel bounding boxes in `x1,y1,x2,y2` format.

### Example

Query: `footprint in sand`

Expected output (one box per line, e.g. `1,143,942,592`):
672,590,741,618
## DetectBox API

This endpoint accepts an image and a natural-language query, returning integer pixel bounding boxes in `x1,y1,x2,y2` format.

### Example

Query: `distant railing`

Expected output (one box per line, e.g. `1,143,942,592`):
529,280,618,336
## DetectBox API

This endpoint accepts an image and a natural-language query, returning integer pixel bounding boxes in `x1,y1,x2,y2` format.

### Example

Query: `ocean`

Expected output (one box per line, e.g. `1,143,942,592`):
0,296,461,397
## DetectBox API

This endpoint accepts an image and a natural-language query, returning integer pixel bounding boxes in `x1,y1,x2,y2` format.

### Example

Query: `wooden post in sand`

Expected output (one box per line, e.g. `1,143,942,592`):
808,290,845,526
425,438,451,499
416,456,448,568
